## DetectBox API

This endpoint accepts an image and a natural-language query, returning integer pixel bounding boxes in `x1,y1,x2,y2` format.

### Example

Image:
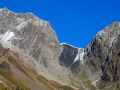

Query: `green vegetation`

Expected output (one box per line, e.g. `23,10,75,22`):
60,86,74,90
0,54,30,90
86,80,96,90
0,46,94,90
80,66,97,90
8,52,74,90
0,83,8,90
80,67,88,79
0,67,30,90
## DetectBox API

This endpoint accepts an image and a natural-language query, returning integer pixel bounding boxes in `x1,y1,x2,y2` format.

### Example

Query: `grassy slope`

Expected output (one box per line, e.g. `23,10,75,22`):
80,66,97,90
0,45,98,90
0,62,30,90
6,51,74,90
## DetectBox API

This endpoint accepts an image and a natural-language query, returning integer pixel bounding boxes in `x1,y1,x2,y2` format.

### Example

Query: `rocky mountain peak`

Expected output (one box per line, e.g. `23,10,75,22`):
96,22,120,47
0,7,58,49
84,22,120,89
0,8,76,89
0,7,62,80
0,7,10,12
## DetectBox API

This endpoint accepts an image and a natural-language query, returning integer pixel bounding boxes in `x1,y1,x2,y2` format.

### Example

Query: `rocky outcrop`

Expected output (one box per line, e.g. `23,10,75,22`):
85,22,120,89
59,43,78,68
0,8,73,88
59,43,85,73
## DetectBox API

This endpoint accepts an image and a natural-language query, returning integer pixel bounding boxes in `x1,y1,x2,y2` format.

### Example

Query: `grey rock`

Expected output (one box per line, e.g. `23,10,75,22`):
59,43,78,68
85,22,120,89
59,43,85,73
0,8,72,86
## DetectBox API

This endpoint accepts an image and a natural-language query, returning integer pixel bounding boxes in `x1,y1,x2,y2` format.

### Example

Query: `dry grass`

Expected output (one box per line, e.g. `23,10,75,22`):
8,52,74,90
37,75,74,90
85,80,96,90
8,53,35,81
0,67,30,90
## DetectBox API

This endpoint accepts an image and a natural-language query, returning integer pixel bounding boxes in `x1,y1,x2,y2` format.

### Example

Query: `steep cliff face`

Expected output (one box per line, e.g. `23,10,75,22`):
85,22,120,89
0,8,76,89
60,43,78,68
0,8,56,74
60,43,84,73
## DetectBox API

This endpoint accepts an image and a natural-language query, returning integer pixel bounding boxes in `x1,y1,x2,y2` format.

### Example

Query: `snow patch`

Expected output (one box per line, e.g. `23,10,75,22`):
74,50,79,63
97,30,104,36
79,50,84,64
60,42,79,49
72,49,84,65
0,31,14,48
16,21,27,30
0,9,2,11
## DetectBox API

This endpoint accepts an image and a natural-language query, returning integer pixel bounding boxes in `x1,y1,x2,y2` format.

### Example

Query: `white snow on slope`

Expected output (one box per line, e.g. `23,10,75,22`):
74,50,79,63
97,30,104,36
73,49,84,65
61,42,85,65
60,42,79,49
79,50,84,64
16,18,28,30
0,31,14,48
0,9,2,11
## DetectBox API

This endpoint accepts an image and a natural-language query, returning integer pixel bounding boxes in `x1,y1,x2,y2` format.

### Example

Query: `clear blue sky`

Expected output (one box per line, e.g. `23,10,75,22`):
0,0,120,47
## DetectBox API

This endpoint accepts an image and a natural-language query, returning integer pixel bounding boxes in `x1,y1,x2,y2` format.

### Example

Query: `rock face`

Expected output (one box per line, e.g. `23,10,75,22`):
0,7,58,72
0,8,120,90
60,43,78,68
0,8,73,87
85,22,120,89
59,43,84,73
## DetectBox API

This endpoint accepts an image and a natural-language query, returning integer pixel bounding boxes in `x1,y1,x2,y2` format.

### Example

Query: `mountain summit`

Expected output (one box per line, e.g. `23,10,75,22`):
0,8,119,90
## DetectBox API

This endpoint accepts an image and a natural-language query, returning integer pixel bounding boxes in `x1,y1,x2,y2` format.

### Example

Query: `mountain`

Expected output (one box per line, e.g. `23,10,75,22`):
0,8,119,90
60,43,84,73
84,22,120,90
0,8,74,90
